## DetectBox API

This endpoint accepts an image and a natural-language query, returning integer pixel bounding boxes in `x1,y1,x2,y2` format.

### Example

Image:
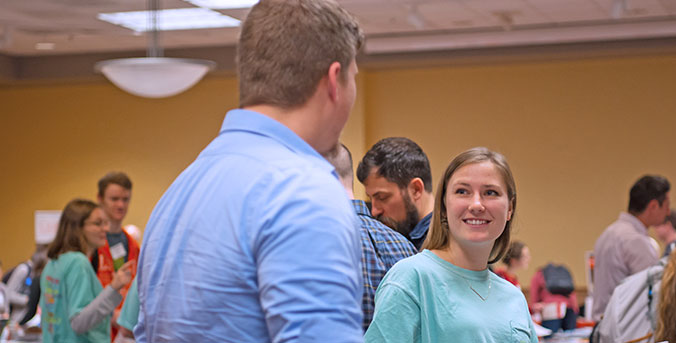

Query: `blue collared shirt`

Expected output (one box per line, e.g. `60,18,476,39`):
353,200,417,331
409,212,432,250
135,109,363,342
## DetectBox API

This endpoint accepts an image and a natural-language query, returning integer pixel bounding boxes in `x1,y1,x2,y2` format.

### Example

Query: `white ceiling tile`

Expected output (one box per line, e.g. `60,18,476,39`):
623,0,673,17
591,0,675,17
342,3,425,34
657,0,676,14
526,0,608,22
460,0,551,27
417,2,488,29
1,0,676,56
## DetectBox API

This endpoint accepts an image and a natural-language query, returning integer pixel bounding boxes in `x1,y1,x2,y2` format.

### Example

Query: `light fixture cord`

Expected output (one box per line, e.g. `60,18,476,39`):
147,0,163,57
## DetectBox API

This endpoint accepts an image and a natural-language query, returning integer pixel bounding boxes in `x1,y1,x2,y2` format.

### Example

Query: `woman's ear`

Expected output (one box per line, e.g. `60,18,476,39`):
507,200,514,221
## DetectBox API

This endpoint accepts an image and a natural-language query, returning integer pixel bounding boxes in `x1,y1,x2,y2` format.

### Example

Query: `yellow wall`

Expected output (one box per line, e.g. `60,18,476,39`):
0,75,367,269
0,77,237,269
2,53,676,290
342,72,368,200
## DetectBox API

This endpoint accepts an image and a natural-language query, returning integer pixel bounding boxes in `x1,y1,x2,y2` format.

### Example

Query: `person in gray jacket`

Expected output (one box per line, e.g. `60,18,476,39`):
595,249,676,343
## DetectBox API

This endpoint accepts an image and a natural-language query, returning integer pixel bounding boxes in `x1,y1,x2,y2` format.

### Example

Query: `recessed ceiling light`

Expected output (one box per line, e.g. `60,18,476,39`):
35,42,56,50
184,0,258,9
98,8,240,32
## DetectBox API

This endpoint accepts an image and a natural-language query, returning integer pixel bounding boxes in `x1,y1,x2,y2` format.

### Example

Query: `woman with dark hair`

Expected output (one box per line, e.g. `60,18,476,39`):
365,147,537,342
495,240,530,289
40,199,133,343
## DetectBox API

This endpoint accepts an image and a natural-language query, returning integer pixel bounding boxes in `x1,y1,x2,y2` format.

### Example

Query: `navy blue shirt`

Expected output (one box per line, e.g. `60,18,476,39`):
409,212,432,250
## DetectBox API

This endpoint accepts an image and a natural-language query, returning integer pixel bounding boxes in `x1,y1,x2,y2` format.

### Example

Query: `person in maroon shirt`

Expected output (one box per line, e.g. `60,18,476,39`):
530,265,578,333
495,240,530,289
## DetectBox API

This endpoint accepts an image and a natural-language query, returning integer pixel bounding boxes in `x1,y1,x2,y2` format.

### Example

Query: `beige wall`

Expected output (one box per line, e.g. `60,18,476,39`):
2,53,676,291
341,72,368,200
0,75,367,269
0,78,237,269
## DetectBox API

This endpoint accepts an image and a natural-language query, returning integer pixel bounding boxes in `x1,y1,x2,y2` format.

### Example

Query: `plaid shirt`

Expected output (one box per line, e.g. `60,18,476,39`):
352,200,417,331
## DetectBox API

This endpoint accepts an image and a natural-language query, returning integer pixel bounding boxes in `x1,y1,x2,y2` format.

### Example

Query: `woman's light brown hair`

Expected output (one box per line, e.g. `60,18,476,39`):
421,147,517,264
656,249,676,342
47,199,98,259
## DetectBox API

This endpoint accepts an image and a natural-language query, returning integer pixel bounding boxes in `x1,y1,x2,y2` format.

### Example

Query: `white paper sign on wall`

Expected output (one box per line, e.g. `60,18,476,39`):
35,210,61,244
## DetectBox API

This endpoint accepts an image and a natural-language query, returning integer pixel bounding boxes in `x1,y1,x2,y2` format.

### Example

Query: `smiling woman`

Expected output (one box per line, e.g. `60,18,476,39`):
40,199,133,343
441,160,513,268
82,209,110,250
365,147,537,343
423,148,517,266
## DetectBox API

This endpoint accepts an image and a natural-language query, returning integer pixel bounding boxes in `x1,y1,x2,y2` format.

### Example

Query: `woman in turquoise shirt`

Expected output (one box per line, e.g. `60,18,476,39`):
40,199,133,343
365,147,538,343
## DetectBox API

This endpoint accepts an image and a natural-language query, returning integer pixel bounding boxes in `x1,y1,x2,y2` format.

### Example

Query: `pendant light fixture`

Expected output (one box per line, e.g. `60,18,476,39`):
95,0,216,98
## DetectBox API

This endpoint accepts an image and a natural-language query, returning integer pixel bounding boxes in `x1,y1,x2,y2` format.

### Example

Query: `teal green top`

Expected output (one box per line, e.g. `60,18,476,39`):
117,277,138,331
365,250,538,343
40,251,110,343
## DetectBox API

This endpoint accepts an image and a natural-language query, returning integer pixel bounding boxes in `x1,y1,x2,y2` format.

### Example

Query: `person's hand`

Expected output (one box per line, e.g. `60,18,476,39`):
112,309,121,328
110,260,134,291
118,326,134,338
532,302,544,312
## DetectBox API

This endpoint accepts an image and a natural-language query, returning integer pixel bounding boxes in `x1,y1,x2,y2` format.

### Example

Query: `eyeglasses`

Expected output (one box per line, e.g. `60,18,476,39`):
85,220,110,228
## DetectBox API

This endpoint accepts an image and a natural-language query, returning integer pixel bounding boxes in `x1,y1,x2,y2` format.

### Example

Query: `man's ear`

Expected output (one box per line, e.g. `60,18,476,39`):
408,178,425,201
327,61,342,102
97,194,103,204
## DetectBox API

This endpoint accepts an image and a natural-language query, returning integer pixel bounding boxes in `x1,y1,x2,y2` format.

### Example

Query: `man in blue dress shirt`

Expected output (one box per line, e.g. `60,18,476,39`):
324,143,417,331
134,1,364,342
356,137,435,250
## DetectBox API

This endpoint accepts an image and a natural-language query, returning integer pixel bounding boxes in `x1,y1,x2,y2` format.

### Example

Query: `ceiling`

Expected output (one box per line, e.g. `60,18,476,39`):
1,0,676,82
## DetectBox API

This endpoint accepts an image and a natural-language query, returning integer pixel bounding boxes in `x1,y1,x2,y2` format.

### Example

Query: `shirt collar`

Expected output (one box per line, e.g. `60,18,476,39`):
618,212,649,235
351,200,370,217
410,212,433,240
220,109,334,174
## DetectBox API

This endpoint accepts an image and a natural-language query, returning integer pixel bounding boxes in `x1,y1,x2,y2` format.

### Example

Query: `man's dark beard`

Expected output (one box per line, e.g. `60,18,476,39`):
376,191,420,238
